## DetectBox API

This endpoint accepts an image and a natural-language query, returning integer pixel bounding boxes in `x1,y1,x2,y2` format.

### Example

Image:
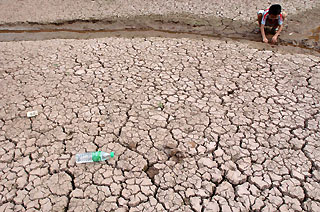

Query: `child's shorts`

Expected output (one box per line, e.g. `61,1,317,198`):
257,10,276,26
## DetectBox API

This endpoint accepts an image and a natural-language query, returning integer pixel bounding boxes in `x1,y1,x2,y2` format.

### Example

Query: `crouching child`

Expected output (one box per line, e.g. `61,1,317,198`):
257,4,287,43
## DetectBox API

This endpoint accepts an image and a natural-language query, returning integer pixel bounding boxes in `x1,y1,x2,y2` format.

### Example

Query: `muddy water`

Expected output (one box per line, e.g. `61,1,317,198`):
0,15,258,42
0,27,258,42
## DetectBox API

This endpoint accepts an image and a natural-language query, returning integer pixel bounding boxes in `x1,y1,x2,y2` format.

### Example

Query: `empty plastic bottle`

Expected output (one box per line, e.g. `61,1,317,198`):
76,151,114,163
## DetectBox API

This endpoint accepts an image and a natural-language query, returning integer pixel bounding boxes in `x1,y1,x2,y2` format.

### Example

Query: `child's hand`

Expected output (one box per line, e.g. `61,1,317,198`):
263,38,268,43
271,35,278,43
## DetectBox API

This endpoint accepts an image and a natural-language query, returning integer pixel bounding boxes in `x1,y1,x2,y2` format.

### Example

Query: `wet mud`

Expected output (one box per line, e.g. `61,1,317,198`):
0,7,319,55
309,27,320,42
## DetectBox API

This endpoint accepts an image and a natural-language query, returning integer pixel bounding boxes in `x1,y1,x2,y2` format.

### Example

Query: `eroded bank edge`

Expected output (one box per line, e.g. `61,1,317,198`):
0,12,319,54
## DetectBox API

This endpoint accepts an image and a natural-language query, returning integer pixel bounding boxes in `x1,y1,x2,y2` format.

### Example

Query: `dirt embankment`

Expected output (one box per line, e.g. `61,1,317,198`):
0,6,319,54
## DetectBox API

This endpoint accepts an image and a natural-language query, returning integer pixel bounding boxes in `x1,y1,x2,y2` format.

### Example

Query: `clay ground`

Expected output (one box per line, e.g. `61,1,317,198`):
0,1,320,212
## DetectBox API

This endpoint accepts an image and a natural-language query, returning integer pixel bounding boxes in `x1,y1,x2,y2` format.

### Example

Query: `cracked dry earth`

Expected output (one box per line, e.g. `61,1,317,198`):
0,37,320,212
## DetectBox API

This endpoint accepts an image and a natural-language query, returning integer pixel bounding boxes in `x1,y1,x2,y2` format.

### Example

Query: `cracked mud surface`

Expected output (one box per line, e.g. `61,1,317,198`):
1,37,320,211
0,0,318,23
1,0,320,211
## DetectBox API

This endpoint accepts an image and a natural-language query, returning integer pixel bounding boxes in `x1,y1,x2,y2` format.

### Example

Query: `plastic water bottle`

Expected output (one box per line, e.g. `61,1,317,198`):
76,151,114,163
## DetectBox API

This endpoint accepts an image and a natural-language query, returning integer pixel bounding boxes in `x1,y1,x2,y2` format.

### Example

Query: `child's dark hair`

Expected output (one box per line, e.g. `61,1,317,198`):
269,4,281,15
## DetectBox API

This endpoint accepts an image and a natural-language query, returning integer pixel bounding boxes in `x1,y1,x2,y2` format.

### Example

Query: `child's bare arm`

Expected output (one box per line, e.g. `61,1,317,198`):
260,24,268,43
272,24,283,43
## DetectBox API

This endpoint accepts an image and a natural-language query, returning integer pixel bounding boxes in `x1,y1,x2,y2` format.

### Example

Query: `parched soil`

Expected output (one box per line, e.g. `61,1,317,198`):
1,1,320,212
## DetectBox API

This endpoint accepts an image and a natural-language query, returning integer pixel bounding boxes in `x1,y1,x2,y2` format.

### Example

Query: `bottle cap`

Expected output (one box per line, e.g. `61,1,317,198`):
110,152,115,158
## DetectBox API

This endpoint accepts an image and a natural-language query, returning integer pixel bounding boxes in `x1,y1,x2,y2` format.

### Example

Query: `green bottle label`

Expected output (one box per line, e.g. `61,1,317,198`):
92,151,102,162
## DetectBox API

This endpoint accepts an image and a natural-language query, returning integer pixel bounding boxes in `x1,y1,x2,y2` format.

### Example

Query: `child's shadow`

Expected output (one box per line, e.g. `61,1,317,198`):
253,27,276,35
251,26,280,45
